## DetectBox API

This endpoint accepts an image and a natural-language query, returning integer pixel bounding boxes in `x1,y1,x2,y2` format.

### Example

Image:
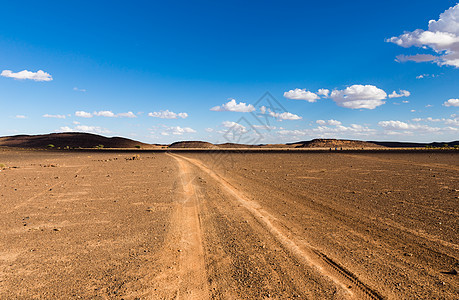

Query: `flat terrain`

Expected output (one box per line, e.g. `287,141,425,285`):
0,149,457,299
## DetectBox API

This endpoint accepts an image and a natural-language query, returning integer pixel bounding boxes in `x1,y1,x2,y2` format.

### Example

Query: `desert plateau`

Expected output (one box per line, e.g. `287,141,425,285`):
1,146,457,299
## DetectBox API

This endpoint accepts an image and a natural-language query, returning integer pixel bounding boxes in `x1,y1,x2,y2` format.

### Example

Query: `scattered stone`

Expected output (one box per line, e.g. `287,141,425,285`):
404,253,413,257
53,228,61,231
441,269,458,275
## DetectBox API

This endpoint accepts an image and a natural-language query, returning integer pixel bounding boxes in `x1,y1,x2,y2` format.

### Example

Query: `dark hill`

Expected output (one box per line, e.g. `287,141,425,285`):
370,141,459,148
0,133,154,148
290,139,382,148
169,141,218,149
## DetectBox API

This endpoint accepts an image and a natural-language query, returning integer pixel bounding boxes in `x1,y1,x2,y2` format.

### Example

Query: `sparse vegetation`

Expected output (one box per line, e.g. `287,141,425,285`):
0,163,6,169
95,144,104,149
135,145,141,149
47,144,55,148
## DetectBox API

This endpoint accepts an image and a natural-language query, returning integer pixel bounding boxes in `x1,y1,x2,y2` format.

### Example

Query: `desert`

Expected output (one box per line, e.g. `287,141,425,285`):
2,2,459,299
1,146,457,299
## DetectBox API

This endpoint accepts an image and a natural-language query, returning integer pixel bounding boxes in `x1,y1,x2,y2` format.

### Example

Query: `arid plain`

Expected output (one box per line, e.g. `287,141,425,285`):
0,149,458,299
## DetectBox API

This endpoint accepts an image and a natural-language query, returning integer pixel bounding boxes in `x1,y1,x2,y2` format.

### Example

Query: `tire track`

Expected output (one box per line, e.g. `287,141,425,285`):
168,154,209,299
169,153,383,300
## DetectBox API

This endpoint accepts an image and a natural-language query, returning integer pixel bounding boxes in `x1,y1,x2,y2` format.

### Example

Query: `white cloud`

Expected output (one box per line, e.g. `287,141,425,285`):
75,110,137,118
43,114,66,119
416,73,437,79
317,89,330,98
160,126,196,136
117,111,137,118
59,125,111,134
387,4,459,67
283,88,320,102
402,100,409,103
268,111,302,121
330,85,387,109
1,69,52,81
412,116,459,126
15,115,26,119
205,128,214,132
222,121,247,133
93,110,116,117
210,99,255,112
73,87,86,92
316,119,342,126
389,90,411,98
444,98,459,107
425,104,433,108
75,111,93,118
278,123,375,137
148,110,188,119
72,121,80,125
379,119,458,136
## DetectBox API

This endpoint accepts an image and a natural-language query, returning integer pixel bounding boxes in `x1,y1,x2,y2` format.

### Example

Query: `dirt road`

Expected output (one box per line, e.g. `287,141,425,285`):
0,150,457,299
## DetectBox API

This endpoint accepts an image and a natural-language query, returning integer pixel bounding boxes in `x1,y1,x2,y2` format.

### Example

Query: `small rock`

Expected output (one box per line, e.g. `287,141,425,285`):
53,228,61,231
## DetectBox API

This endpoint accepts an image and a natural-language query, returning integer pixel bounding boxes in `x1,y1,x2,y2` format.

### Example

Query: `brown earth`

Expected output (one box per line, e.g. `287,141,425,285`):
0,149,458,299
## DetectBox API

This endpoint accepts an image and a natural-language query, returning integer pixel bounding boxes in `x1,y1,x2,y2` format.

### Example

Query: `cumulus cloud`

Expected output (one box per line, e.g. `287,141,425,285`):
389,90,411,98
412,116,459,126
317,89,330,97
222,121,247,133
444,98,459,107
286,84,401,109
377,120,457,135
268,111,302,121
117,111,137,118
330,85,387,109
259,106,301,121
93,111,116,117
210,99,255,112
59,125,111,134
148,110,188,119
15,115,27,119
283,88,320,102
316,119,342,126
1,69,52,81
75,111,93,118
160,126,196,136
43,114,66,119
75,110,137,118
278,123,375,137
387,4,459,67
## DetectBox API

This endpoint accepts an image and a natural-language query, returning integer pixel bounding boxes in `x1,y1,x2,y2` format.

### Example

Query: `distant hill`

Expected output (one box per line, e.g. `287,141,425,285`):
370,141,459,148
169,141,218,149
290,139,382,148
1,133,457,150
0,133,155,149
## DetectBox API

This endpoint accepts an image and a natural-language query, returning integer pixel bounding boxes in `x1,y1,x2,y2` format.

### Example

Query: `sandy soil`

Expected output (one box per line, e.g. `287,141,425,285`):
0,149,457,299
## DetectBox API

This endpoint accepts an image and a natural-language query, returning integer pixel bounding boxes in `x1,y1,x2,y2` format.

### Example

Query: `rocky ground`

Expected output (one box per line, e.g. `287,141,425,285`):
0,149,457,299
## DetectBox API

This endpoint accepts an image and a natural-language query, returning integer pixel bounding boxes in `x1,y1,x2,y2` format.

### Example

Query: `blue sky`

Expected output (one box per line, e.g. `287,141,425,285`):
1,0,458,143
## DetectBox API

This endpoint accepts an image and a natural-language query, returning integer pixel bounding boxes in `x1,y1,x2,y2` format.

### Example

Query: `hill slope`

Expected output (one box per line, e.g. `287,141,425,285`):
0,133,154,148
291,139,382,148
